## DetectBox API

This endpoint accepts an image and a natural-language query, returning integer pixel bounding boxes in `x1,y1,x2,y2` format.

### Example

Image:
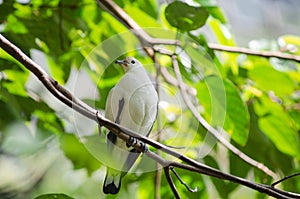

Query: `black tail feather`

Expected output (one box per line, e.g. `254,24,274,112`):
103,171,122,194
103,182,120,194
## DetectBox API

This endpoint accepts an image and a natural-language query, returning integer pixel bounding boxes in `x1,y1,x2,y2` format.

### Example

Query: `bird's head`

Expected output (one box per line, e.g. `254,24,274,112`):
115,57,142,72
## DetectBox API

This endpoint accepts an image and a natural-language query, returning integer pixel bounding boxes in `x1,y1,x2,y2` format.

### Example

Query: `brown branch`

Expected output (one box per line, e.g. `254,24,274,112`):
1,33,299,198
153,54,163,199
97,0,277,179
171,55,277,178
164,167,180,199
95,0,179,47
208,43,300,63
170,167,198,193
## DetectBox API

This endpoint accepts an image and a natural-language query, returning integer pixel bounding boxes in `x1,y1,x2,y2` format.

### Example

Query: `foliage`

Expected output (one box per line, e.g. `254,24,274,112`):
0,0,299,199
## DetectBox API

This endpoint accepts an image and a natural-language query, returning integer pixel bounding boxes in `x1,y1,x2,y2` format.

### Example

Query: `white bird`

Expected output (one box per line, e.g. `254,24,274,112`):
103,57,158,194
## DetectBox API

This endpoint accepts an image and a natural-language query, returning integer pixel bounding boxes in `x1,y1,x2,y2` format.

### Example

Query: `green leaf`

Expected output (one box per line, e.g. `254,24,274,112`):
165,1,209,31
255,96,300,158
0,0,15,22
34,193,74,199
2,69,29,97
125,5,161,28
259,115,299,157
194,0,227,23
204,6,227,23
249,66,295,97
246,105,294,175
196,77,249,145
208,18,238,74
223,80,249,146
0,99,17,129
60,134,100,175
196,75,226,127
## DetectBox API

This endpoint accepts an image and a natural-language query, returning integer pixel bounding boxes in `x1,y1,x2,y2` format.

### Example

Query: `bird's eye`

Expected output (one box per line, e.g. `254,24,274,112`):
131,60,136,64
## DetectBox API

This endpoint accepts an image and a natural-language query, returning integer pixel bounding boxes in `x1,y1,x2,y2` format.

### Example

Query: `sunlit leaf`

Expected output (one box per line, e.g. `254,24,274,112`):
125,5,161,28
249,66,295,97
165,1,209,31
223,79,249,146
194,0,227,23
205,6,227,23
255,96,300,158
2,69,29,97
259,114,300,158
196,77,249,145
208,18,238,74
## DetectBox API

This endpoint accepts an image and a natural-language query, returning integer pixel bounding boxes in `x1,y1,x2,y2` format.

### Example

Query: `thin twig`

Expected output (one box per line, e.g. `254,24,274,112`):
208,43,300,63
164,167,180,199
272,172,300,187
170,167,198,193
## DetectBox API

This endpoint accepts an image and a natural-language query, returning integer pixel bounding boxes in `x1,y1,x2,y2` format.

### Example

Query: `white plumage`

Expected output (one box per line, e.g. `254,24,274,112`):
103,57,158,194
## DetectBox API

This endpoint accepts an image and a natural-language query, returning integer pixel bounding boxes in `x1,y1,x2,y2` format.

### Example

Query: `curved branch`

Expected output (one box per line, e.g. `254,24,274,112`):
208,43,300,63
164,167,180,199
171,55,277,178
96,0,179,46
97,0,277,178
1,34,299,198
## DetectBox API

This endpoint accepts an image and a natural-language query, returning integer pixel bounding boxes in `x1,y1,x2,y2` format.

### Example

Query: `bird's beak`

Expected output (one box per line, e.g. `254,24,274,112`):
115,59,127,66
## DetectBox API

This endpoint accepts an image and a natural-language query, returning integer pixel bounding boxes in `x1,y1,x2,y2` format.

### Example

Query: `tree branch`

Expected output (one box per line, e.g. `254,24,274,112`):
164,167,180,199
1,33,299,198
171,55,277,178
208,43,300,63
95,0,179,47
97,0,277,179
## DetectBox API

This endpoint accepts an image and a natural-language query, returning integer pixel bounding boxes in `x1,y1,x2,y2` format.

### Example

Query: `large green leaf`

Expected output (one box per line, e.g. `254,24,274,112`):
259,114,300,158
196,77,249,146
223,79,250,146
255,96,300,158
249,66,295,97
165,1,209,31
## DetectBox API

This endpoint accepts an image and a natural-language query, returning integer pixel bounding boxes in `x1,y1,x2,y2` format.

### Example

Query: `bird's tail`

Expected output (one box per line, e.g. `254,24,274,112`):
103,168,123,194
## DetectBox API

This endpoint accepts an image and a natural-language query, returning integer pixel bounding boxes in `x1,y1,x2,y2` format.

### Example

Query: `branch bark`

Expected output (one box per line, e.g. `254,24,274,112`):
208,43,300,63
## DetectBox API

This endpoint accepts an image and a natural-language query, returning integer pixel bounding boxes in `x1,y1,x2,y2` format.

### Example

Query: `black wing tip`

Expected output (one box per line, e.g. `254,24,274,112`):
103,183,121,194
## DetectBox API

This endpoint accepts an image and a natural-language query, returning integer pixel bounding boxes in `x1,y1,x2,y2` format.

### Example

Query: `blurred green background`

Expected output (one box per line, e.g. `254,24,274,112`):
0,0,299,198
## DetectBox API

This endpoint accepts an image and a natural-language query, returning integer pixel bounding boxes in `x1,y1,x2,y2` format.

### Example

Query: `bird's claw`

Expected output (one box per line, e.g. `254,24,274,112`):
126,136,148,153
140,142,148,154
126,136,137,148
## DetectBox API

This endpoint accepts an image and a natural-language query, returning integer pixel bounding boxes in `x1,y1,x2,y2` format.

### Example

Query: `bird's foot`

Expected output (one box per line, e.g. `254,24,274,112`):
140,142,148,154
126,137,148,153
126,136,137,148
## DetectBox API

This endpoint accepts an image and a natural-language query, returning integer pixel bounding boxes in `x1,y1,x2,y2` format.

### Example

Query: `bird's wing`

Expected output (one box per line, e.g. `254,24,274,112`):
105,87,115,122
122,86,158,172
